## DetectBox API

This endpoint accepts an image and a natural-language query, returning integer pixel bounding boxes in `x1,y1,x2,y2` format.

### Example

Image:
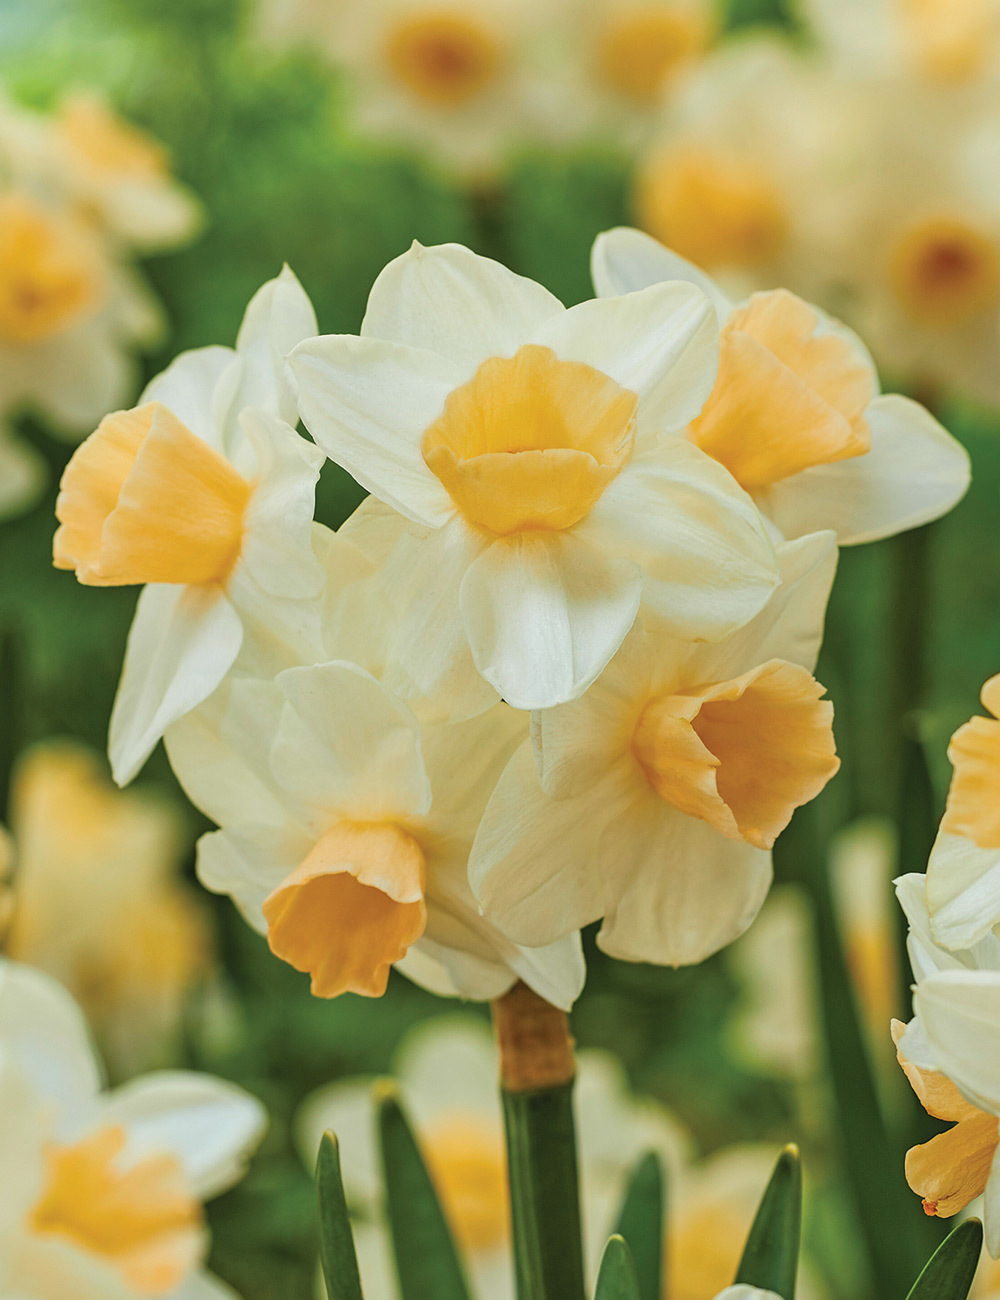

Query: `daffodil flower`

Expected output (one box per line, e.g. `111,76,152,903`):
52,267,325,785
166,661,584,1008
290,241,778,712
469,532,839,965
0,741,209,1076
593,226,970,545
52,94,202,252
0,189,161,438
925,674,1000,950
894,873,1000,1255
0,958,266,1300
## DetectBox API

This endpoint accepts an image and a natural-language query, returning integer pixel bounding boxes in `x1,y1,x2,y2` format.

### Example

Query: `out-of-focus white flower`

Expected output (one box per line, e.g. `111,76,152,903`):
258,0,574,178
0,957,266,1300
797,0,1000,84
894,872,1000,1255
469,532,838,966
593,227,969,545
52,267,325,785
296,1015,799,1300
290,240,778,713
0,189,161,439
49,94,202,253
926,674,1000,951
631,39,854,301
0,741,210,1076
166,663,584,1008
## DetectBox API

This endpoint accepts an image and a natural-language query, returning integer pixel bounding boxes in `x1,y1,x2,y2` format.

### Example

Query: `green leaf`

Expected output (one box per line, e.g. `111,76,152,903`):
315,1132,364,1300
733,1144,802,1300
905,1219,983,1300
613,1151,664,1300
594,1236,641,1300
502,1081,587,1300
376,1083,472,1300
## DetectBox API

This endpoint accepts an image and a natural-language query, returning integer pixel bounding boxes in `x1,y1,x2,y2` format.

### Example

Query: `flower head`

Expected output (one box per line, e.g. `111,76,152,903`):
469,532,838,964
593,226,970,544
52,267,325,784
0,958,266,1299
291,240,777,712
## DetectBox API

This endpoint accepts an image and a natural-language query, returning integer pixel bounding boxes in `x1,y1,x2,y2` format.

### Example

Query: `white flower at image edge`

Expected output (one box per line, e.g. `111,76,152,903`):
289,241,779,712
591,227,970,546
52,266,325,785
0,958,266,1300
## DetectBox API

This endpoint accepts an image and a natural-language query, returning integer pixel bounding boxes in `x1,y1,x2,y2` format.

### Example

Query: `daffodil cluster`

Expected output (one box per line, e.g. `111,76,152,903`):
635,9,1000,407
53,231,969,1012
0,86,200,517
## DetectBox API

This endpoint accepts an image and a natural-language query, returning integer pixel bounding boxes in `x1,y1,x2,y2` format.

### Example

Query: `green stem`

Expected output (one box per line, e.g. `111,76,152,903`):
493,983,586,1300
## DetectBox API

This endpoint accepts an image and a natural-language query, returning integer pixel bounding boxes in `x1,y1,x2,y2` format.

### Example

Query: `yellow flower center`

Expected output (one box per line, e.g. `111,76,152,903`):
667,1202,749,1300
636,147,787,271
631,659,839,850
384,11,503,106
941,673,1000,848
58,96,169,178
0,193,102,344
262,821,427,998
31,1125,202,1295
594,8,712,105
687,289,874,491
422,344,637,535
894,1020,1000,1219
899,0,994,81
889,217,1000,325
53,402,252,588
423,1113,509,1253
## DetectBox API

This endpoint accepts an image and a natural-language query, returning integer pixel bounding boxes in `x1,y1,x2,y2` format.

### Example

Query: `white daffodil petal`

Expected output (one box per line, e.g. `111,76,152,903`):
361,241,563,371
585,442,778,642
273,661,432,819
396,940,515,1004
289,335,458,526
235,264,318,426
460,531,642,711
894,873,970,981
590,226,733,320
531,280,719,436
471,745,637,946
0,960,102,1122
691,531,838,681
100,1071,267,1199
0,429,46,520
597,800,773,966
236,409,324,600
196,825,309,932
914,971,1000,1113
140,344,238,452
109,585,244,786
762,395,971,546
927,830,1000,951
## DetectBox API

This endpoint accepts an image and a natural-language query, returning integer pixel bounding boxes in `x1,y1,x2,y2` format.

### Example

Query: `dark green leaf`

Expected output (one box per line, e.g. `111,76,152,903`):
733,1144,801,1300
315,1132,364,1300
905,1218,983,1300
614,1151,663,1300
594,1236,641,1300
376,1083,472,1300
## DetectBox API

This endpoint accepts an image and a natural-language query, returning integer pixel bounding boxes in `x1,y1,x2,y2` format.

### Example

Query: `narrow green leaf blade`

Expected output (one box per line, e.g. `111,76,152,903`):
613,1151,664,1300
733,1144,802,1300
376,1083,472,1300
316,1132,364,1300
595,1235,641,1300
905,1218,983,1300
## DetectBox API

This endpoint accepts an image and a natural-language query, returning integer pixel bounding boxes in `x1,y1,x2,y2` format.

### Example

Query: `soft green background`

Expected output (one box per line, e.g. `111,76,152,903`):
1,1,998,1296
